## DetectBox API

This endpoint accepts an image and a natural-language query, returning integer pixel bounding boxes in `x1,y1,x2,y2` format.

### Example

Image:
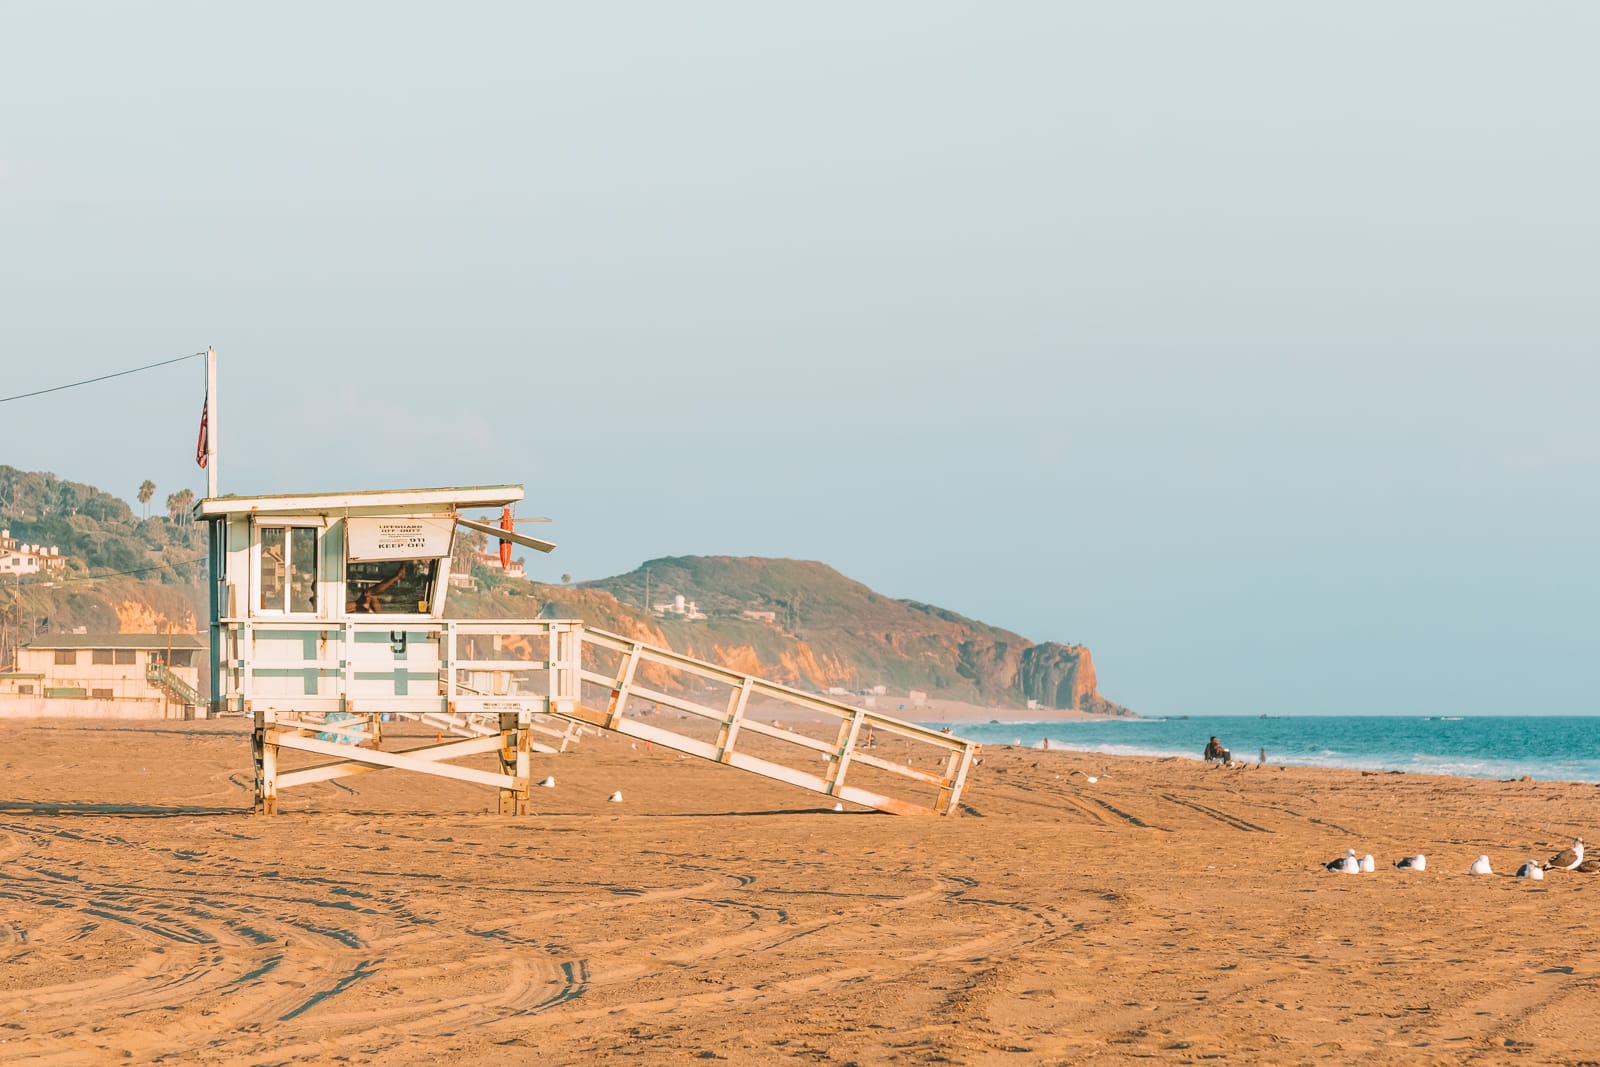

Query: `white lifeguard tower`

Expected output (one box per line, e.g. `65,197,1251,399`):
195,357,975,816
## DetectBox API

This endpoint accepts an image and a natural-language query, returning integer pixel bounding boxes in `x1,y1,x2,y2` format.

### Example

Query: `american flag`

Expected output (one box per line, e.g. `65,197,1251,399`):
196,393,209,468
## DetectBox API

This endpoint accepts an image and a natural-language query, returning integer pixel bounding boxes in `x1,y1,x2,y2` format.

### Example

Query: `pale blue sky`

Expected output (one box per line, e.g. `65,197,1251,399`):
3,4,1596,714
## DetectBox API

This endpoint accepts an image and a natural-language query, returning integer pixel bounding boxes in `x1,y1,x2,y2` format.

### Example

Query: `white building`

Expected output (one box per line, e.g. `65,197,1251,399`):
653,594,706,621
473,550,526,580
0,633,204,718
0,529,67,577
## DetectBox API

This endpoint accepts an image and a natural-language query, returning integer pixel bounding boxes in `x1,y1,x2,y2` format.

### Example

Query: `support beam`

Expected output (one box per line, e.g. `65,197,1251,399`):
274,732,508,790
271,730,521,791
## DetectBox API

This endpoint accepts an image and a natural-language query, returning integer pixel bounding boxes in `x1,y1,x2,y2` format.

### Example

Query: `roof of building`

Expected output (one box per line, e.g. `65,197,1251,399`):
196,485,523,518
23,634,205,651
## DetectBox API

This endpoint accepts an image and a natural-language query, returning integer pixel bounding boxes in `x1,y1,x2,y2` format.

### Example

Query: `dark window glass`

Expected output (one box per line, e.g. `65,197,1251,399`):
260,526,317,613
259,527,287,611
346,559,438,615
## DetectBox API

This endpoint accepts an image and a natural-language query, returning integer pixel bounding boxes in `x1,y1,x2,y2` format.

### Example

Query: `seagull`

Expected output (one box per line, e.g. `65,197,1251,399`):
1359,854,1376,873
1543,837,1584,871
1325,848,1360,874
1394,854,1427,871
1515,860,1545,880
1575,856,1600,874
1469,855,1493,876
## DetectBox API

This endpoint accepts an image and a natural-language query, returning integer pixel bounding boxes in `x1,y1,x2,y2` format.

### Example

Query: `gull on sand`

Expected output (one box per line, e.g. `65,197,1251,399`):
1543,837,1584,872
1515,860,1544,880
1394,855,1426,871
1469,855,1493,876
1325,848,1359,874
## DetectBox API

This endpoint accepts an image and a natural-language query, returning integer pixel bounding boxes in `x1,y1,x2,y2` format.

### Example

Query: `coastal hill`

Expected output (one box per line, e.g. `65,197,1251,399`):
459,556,1129,716
1,465,1128,715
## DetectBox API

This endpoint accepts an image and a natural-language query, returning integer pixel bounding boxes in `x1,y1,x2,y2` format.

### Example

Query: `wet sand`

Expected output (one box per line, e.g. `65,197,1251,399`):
3,717,1600,1065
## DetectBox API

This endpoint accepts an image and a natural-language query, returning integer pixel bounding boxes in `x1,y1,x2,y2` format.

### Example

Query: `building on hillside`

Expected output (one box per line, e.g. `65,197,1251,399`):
0,633,204,711
0,529,67,577
473,549,525,580
652,594,706,621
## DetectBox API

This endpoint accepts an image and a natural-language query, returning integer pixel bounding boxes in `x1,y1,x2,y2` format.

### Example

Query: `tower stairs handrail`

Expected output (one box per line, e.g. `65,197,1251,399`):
146,661,204,707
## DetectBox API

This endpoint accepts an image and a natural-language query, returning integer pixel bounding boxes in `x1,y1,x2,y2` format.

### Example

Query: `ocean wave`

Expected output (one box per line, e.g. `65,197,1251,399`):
992,738,1600,783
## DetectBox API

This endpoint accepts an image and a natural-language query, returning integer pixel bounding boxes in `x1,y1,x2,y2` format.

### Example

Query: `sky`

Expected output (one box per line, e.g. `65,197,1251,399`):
3,4,1597,715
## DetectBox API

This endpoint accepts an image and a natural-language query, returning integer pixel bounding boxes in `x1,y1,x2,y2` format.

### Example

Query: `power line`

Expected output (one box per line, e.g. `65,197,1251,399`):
76,555,208,582
0,351,206,405
2,555,209,587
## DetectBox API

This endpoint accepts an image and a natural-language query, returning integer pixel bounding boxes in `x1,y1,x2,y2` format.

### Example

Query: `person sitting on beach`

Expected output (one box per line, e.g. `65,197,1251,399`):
1204,736,1231,764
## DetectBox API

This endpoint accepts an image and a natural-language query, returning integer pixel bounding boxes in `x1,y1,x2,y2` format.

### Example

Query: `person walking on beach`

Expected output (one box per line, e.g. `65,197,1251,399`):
1204,736,1231,764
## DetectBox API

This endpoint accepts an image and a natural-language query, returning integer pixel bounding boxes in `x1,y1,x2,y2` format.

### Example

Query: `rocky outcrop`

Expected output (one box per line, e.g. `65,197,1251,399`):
1018,643,1099,712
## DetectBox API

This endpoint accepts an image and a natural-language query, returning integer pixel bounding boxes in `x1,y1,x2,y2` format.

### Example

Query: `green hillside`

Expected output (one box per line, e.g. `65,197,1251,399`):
0,465,207,586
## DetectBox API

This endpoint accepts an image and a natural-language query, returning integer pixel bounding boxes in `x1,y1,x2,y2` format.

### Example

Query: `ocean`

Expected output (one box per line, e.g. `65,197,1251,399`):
941,715,1600,785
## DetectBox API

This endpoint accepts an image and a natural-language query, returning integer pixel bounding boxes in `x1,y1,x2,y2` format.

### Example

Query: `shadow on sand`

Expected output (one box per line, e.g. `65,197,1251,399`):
0,800,244,818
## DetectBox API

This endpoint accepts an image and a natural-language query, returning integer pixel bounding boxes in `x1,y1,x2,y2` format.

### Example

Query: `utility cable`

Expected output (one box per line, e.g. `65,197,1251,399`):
72,554,208,583
0,351,206,404
6,555,209,586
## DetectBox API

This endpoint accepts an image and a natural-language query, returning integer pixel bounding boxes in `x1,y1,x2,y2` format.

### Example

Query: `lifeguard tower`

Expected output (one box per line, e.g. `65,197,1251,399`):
200,484,977,816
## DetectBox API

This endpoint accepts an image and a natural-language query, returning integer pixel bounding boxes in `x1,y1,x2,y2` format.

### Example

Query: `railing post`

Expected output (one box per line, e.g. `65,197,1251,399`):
937,742,976,814
556,623,581,709
824,708,866,796
607,643,641,730
716,677,752,762
442,621,456,713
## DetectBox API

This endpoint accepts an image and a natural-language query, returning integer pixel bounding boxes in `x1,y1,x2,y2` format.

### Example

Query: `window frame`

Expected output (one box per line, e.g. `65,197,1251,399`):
255,521,324,616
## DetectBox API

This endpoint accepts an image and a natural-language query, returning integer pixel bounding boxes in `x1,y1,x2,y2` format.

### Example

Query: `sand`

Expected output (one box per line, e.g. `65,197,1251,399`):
4,718,1600,1065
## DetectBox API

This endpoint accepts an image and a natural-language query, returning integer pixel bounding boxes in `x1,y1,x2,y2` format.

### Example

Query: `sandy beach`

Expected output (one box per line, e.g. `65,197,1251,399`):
4,717,1600,1065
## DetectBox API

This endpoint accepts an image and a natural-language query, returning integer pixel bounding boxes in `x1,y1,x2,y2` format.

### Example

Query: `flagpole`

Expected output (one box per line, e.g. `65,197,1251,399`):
205,346,218,498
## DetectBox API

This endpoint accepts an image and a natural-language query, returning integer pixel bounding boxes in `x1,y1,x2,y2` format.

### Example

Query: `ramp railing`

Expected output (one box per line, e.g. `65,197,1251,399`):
568,627,975,816
219,617,973,815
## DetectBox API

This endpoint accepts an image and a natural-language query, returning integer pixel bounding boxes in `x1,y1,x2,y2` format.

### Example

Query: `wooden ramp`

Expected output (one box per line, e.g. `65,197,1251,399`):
560,628,976,817
224,618,972,816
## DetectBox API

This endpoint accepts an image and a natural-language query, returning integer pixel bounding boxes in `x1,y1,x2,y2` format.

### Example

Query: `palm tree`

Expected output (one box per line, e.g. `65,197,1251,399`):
165,488,195,524
561,573,572,585
137,480,156,520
